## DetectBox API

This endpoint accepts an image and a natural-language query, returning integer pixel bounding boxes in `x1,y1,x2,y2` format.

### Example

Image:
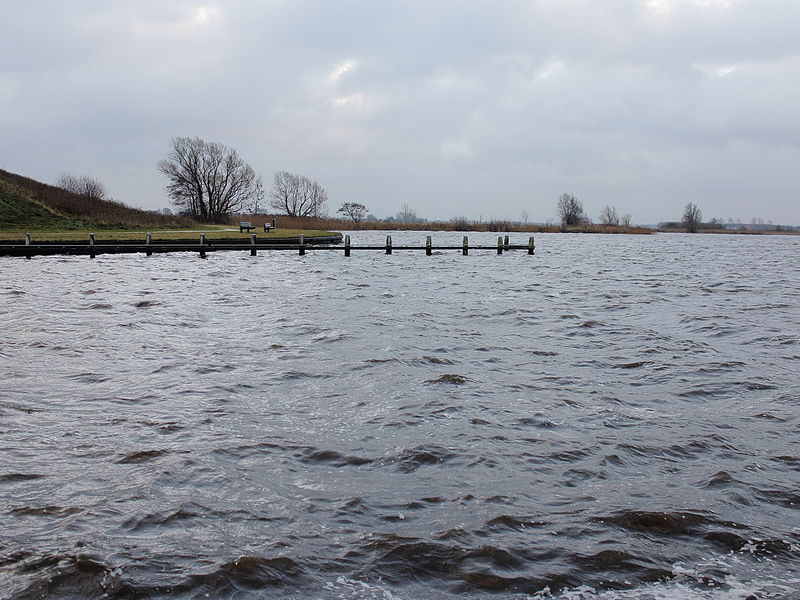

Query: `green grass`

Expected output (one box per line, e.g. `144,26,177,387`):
0,228,340,242
0,178,88,231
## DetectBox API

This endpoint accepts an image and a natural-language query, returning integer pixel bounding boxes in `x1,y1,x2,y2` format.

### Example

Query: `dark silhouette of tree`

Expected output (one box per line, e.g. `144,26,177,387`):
599,205,620,226
268,171,327,217
56,173,108,202
337,202,368,223
682,202,702,233
557,193,585,226
157,136,263,222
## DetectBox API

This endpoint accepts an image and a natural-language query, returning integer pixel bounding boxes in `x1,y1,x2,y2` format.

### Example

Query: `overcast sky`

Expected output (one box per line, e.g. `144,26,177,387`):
2,0,799,224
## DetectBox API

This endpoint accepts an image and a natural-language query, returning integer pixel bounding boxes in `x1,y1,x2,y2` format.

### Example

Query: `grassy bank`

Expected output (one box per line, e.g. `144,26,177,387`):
0,169,195,231
0,228,340,243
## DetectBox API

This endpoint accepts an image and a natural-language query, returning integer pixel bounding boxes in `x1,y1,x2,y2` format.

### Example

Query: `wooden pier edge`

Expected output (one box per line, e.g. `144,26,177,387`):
1,234,535,258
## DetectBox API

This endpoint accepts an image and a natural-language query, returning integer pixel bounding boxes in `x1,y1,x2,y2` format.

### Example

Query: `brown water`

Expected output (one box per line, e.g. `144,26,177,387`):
1,232,798,599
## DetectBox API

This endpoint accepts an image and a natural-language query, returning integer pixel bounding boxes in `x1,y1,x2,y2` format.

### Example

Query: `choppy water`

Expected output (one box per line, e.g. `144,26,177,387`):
1,231,799,600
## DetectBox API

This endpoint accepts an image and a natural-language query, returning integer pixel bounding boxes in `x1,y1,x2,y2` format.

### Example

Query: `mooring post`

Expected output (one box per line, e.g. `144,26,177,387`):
504,235,510,250
386,235,392,255
299,234,305,256
497,236,503,255
199,234,206,259
344,235,351,257
25,232,31,260
426,235,432,256
146,233,152,256
89,233,96,259
528,236,535,255
250,233,257,256
463,236,469,256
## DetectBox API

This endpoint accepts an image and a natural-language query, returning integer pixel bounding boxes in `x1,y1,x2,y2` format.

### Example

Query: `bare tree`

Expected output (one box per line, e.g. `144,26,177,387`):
244,178,266,214
620,213,632,227
682,202,702,233
556,193,585,226
520,209,529,224
599,205,620,226
57,172,108,202
450,216,471,230
396,203,417,223
337,202,368,223
157,136,263,222
268,171,328,217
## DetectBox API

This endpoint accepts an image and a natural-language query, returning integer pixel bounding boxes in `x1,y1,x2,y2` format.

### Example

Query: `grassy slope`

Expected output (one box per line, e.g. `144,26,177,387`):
0,169,193,231
0,177,88,230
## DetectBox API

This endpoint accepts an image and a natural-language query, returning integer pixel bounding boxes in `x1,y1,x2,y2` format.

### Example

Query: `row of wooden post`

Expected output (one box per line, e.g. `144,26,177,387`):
22,232,534,259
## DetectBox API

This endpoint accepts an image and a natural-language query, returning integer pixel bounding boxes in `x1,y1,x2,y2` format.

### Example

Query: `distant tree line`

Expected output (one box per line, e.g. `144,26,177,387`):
555,193,632,228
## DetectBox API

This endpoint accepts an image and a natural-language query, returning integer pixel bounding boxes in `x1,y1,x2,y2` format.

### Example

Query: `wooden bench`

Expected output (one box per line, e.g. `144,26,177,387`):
263,223,272,232
239,221,255,233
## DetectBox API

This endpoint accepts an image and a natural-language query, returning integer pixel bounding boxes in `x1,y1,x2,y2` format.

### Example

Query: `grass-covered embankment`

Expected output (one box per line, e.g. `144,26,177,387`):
0,169,194,231
0,228,340,243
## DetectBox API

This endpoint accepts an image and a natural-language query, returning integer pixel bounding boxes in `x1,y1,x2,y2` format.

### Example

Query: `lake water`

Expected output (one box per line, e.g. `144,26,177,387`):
1,231,798,600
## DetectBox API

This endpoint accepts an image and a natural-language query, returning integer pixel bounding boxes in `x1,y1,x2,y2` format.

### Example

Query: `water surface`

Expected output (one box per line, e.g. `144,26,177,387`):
1,232,798,599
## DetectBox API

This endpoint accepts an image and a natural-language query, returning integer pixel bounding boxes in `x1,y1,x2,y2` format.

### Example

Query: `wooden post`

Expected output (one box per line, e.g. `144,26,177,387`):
528,236,535,255
199,234,206,258
146,233,152,256
299,234,305,255
463,236,468,256
426,236,432,256
89,233,96,259
497,236,503,255
344,235,351,257
386,235,392,255
25,233,31,260
504,235,510,250
272,218,277,229
250,233,257,256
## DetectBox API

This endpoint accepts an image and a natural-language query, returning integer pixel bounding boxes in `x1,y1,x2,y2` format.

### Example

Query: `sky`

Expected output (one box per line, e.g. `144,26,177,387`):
1,0,799,225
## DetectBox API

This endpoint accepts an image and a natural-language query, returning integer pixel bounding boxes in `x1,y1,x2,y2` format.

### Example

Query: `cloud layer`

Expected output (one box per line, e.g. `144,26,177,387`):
2,0,798,224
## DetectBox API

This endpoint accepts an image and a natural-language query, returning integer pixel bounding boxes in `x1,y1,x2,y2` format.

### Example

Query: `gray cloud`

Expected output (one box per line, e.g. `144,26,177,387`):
1,0,798,224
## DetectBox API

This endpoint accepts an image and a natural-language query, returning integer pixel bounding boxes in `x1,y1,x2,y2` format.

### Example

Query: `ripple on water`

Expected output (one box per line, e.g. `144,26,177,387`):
1,233,799,599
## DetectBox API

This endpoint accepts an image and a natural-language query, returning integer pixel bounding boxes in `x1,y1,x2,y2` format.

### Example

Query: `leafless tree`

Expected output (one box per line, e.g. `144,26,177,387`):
620,213,632,227
450,216,471,230
682,202,702,233
157,136,263,222
337,202,368,223
520,209,529,224
556,193,585,226
268,171,328,217
599,205,620,226
57,172,108,202
396,203,418,223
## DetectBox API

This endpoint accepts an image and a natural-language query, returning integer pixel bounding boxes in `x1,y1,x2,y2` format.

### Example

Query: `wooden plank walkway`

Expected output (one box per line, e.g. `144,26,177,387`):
0,234,535,259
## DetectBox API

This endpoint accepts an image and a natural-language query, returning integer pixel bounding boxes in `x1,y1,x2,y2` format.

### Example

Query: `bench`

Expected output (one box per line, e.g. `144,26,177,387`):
263,223,271,232
239,221,255,233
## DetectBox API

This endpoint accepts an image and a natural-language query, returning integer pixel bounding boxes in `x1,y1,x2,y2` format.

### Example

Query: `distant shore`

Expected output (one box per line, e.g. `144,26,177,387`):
229,215,800,236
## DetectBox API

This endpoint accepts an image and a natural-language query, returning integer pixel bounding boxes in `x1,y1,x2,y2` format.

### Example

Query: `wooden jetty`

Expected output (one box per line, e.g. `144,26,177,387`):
0,233,535,259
